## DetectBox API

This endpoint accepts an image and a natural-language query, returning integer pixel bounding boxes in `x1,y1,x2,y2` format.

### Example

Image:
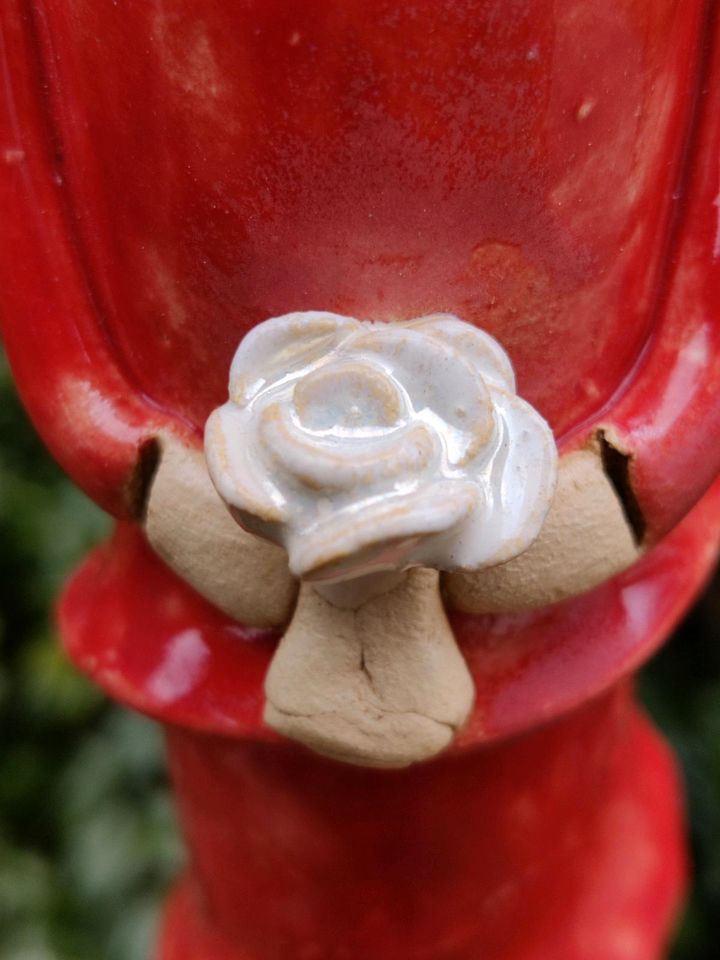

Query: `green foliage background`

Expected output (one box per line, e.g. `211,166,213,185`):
0,352,181,960
0,348,718,958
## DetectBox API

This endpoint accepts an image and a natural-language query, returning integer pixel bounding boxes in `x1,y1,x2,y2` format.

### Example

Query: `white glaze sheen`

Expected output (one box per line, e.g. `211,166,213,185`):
205,312,558,582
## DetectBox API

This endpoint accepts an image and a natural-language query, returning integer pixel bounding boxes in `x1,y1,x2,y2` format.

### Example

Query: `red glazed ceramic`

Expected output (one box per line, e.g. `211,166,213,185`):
2,2,720,958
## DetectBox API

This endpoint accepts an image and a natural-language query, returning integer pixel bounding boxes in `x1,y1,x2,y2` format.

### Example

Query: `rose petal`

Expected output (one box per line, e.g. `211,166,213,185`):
426,387,557,570
204,406,287,530
406,313,516,392
287,481,479,579
344,325,494,468
292,359,406,430
259,403,436,492
229,311,361,406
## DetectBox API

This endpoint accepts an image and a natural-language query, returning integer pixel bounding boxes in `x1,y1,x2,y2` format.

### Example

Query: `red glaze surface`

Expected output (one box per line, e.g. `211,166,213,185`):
157,687,686,960
60,477,720,746
0,1,719,537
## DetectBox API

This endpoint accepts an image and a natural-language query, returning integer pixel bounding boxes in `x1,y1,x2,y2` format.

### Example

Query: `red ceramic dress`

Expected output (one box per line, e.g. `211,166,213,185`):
2,2,720,958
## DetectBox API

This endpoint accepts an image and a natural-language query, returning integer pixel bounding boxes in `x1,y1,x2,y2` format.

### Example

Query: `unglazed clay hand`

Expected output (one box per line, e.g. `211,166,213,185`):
144,432,298,627
205,312,558,767
264,570,475,768
444,443,641,614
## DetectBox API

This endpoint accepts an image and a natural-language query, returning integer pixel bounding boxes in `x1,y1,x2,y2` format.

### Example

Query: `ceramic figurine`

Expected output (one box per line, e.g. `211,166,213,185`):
2,2,720,958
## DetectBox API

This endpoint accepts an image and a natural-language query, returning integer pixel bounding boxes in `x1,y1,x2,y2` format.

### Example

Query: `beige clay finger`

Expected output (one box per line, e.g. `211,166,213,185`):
443,449,640,614
264,569,474,768
144,432,298,627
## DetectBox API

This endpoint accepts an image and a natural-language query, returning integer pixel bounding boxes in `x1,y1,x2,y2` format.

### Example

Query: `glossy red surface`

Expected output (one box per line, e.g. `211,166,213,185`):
1,1,719,537
158,687,686,960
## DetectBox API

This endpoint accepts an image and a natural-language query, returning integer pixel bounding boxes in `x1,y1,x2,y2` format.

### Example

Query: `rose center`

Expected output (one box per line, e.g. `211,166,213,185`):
293,362,403,431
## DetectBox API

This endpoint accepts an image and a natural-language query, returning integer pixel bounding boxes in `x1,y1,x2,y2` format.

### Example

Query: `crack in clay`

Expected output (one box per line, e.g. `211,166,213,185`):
596,429,646,544
265,701,457,732
358,640,372,686
129,435,161,521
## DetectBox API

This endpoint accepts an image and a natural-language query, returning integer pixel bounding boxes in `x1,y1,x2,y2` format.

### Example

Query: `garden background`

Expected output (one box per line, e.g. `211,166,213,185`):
1,347,719,959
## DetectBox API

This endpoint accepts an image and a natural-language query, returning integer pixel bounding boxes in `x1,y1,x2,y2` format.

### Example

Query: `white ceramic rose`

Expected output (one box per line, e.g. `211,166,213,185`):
205,311,557,583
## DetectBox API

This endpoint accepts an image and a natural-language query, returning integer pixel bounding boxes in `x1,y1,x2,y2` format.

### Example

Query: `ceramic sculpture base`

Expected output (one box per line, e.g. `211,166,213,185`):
157,688,685,960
